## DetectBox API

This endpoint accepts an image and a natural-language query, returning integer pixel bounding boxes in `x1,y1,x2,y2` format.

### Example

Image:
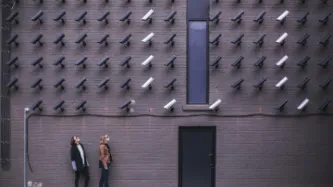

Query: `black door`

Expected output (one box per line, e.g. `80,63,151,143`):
179,127,216,187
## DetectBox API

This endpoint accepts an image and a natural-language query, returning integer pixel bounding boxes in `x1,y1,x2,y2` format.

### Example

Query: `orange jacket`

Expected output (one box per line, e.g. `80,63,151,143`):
99,144,110,167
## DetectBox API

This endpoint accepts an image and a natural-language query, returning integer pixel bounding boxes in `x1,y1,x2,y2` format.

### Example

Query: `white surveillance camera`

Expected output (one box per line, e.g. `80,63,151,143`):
141,55,154,66
142,33,154,43
297,98,309,110
277,10,289,21
24,107,30,112
142,9,154,21
276,55,288,67
142,77,154,89
276,32,288,44
209,99,222,111
275,76,288,88
164,99,176,111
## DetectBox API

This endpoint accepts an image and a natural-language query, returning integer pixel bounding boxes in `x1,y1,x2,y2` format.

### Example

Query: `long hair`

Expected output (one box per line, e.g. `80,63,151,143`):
70,136,76,146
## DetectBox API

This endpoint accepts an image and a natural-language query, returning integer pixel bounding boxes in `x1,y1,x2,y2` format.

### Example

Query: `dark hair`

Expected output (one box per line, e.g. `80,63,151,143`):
70,136,76,146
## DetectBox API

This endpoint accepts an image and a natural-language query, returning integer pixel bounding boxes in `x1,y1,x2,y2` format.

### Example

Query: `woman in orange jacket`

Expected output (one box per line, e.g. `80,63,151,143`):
99,135,112,187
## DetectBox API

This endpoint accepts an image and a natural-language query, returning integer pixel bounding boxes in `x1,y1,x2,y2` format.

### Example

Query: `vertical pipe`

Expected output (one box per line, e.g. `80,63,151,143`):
24,108,29,187
0,0,4,169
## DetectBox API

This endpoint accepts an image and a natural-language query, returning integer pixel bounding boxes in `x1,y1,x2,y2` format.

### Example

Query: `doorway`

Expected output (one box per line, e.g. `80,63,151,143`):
179,126,216,187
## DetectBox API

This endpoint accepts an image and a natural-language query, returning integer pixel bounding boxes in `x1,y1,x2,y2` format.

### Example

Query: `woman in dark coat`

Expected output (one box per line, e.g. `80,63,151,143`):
70,136,90,187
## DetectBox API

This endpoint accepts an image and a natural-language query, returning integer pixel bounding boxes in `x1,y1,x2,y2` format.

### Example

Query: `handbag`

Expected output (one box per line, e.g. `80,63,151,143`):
109,151,113,162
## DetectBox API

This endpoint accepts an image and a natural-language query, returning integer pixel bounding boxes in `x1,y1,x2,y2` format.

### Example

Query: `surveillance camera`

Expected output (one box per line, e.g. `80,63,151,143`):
275,100,288,112
231,11,244,23
32,100,43,111
54,100,65,111
164,11,177,23
276,55,288,67
120,78,131,89
318,99,331,112
209,99,222,111
119,100,135,111
254,11,266,23
53,10,66,23
119,12,132,23
142,55,154,67
276,32,288,44
277,10,289,22
142,77,154,89
142,9,154,21
142,33,154,43
98,11,110,22
76,100,87,111
164,99,176,111
25,108,30,112
275,76,288,89
297,98,309,111
254,56,266,67
98,78,110,89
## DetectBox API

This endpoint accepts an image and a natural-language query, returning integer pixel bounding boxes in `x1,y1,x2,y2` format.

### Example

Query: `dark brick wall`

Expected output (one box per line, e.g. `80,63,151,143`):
2,116,333,187
1,0,333,187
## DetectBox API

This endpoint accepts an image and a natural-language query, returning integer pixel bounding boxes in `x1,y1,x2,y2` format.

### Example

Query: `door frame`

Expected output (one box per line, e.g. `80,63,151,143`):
178,126,216,187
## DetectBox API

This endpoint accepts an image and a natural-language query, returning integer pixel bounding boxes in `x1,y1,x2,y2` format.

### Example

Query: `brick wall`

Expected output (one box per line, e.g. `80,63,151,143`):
2,116,333,187
1,0,333,187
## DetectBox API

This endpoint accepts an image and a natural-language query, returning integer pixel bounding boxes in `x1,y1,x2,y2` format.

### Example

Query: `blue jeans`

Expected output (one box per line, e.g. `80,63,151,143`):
99,165,109,187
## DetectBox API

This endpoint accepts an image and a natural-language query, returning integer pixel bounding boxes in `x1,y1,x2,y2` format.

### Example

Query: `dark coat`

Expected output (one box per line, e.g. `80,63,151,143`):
105,143,112,162
71,143,88,171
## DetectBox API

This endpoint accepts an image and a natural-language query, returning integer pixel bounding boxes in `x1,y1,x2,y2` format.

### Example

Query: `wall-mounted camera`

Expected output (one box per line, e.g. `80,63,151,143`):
76,100,87,112
275,76,288,89
276,10,289,24
164,99,176,112
6,12,19,24
142,33,154,46
31,100,43,112
53,10,66,24
75,11,87,25
276,55,288,68
276,32,288,46
7,56,19,69
54,56,65,69
142,9,154,24
209,99,222,111
98,11,110,24
165,11,177,24
297,98,309,111
119,12,132,24
141,55,154,68
54,100,65,112
231,11,244,24
142,77,154,90
31,10,44,24
119,100,135,112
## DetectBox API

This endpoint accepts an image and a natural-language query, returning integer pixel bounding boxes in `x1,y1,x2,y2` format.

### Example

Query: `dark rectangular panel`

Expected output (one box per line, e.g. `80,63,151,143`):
187,21,208,104
1,2,12,170
179,127,216,187
187,0,209,20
